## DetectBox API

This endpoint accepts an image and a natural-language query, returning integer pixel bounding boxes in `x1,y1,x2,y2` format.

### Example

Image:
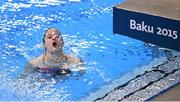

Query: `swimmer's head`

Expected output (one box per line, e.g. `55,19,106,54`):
43,28,64,53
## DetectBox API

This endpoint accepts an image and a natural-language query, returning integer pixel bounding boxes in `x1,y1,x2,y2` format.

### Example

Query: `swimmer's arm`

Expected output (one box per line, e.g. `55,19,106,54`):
18,55,43,79
29,54,44,67
17,63,36,79
66,55,83,64
66,55,84,70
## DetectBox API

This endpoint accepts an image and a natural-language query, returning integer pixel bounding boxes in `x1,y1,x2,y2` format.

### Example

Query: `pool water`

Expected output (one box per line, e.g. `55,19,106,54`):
0,0,171,101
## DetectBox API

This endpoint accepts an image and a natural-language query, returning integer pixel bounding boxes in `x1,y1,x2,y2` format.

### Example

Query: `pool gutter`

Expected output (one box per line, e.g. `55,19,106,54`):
94,55,180,101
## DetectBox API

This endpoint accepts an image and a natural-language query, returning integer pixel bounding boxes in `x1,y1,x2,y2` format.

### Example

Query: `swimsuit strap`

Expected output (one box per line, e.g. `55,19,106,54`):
43,54,46,65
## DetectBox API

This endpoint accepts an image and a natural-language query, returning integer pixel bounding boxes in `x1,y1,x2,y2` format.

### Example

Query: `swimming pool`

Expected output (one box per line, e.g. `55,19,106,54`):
0,0,172,101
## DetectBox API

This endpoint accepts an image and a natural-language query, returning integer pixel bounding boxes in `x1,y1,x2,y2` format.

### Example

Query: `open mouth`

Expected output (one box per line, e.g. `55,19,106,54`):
52,42,57,47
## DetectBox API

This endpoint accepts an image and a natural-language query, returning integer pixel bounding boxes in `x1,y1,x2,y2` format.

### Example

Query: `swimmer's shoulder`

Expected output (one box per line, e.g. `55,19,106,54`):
20,55,44,78
64,54,85,71
64,54,83,64
30,54,44,67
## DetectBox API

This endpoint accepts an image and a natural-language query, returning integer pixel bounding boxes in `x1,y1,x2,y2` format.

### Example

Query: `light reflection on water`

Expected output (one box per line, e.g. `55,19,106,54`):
0,0,175,101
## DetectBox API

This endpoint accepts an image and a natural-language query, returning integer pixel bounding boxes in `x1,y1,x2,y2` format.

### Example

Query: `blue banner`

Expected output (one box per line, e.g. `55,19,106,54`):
113,7,180,51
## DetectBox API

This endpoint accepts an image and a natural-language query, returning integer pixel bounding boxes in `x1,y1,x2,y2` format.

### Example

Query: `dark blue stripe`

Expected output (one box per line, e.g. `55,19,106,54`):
113,7,180,51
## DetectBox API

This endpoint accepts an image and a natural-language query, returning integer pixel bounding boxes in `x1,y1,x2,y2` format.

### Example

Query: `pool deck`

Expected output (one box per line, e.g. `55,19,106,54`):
149,83,180,101
115,0,180,20
95,55,180,101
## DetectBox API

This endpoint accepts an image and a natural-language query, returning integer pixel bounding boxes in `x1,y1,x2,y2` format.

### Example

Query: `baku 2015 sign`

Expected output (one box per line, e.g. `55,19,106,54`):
113,0,180,51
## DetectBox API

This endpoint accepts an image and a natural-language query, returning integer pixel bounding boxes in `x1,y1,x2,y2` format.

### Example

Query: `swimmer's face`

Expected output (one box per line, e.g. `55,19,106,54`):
44,29,64,52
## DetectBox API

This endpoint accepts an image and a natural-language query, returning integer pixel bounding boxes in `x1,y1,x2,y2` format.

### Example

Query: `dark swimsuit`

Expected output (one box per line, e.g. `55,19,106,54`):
36,67,71,74
36,55,71,74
